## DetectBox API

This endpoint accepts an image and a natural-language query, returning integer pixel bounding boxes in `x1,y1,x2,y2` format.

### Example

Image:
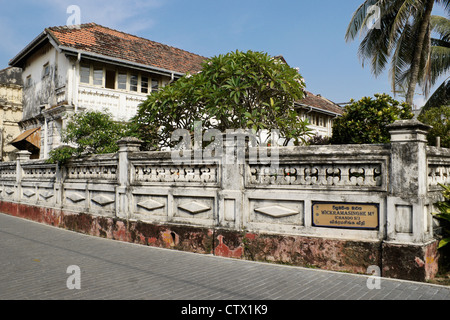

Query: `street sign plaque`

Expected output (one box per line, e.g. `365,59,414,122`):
312,202,379,230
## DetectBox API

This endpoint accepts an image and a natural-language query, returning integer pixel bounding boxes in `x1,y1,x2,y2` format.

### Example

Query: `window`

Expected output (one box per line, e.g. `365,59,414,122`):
80,65,90,84
151,79,159,92
105,70,116,89
26,75,32,88
141,76,149,94
130,74,138,92
43,63,50,78
93,67,103,86
78,64,162,94
118,73,127,90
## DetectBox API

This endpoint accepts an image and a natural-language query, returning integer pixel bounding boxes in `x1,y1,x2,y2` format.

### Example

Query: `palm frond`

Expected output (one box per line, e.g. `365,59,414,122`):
345,0,380,41
431,15,450,42
421,15,450,96
435,0,450,13
421,77,450,112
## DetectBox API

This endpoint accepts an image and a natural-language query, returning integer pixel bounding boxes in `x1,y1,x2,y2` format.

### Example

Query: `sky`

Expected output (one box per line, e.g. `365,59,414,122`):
0,0,448,107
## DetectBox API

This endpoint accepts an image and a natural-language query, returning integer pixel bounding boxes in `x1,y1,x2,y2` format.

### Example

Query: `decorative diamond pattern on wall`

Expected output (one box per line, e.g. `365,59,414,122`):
91,195,115,206
23,190,36,198
254,205,298,218
178,201,211,214
40,191,54,200
67,193,85,203
137,199,165,211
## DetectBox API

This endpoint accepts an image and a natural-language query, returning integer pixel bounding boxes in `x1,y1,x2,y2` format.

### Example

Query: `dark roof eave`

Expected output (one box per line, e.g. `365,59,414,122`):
9,31,49,67
294,102,343,117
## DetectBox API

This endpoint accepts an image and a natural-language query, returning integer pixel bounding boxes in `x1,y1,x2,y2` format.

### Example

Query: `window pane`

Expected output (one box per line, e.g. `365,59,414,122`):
43,64,50,77
93,68,103,86
130,74,138,92
80,65,90,84
151,79,159,92
118,73,127,90
105,70,116,89
141,76,149,94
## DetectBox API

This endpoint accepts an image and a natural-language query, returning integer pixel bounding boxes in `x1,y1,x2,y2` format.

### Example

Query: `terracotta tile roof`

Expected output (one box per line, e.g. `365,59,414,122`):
297,91,344,115
46,23,207,74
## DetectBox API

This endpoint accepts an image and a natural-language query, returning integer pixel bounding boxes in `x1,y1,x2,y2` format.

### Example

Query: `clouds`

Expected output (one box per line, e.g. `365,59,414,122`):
0,0,166,68
40,0,164,33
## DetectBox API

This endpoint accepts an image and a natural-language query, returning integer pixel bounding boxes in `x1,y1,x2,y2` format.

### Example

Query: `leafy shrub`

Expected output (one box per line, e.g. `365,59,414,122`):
331,94,414,144
434,184,450,249
307,134,331,145
418,105,450,148
48,110,129,164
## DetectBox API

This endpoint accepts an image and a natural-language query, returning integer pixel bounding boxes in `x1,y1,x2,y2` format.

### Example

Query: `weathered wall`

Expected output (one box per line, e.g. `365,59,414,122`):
21,43,67,121
0,67,23,161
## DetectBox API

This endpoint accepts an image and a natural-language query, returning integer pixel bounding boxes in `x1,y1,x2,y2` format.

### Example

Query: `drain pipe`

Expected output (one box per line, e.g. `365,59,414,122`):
167,72,175,86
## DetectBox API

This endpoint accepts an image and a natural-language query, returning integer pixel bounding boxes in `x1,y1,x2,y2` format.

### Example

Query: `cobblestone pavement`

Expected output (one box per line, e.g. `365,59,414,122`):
1,212,449,303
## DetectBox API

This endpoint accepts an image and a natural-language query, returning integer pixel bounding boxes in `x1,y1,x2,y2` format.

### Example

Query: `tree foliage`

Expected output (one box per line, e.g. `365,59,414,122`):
418,104,450,147
330,93,414,144
131,50,311,149
48,110,129,164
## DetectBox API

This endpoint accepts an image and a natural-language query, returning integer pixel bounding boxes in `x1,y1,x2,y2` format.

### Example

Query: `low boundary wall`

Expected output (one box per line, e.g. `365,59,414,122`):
1,120,449,282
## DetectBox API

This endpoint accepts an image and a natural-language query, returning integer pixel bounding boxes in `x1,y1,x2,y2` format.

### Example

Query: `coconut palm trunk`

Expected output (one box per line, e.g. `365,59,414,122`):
405,0,435,106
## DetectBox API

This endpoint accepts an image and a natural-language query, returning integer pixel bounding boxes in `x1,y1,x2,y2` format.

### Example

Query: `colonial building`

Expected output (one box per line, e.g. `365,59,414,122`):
9,23,206,159
296,91,344,138
8,23,342,158
0,67,23,161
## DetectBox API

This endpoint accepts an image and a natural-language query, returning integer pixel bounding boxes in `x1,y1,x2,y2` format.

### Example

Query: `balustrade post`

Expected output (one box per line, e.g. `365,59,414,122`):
218,130,249,229
383,119,440,281
116,137,142,219
386,119,433,243
16,151,31,202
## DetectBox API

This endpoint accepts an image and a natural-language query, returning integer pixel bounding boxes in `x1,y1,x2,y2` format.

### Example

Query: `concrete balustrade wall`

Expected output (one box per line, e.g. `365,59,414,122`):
0,119,449,282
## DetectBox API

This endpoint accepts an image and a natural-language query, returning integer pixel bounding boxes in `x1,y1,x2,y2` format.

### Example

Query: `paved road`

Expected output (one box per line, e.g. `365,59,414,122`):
1,212,449,304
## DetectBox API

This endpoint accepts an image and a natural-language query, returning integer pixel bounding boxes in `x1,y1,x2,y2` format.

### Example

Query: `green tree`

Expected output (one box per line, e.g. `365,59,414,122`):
346,0,450,106
48,110,129,164
330,93,414,144
131,50,311,149
418,104,450,147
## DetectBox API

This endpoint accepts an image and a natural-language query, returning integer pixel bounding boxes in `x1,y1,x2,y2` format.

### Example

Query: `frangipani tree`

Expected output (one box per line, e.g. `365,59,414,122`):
132,50,312,150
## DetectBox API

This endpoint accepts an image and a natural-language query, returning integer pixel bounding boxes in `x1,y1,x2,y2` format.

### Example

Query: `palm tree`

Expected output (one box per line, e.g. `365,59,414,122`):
346,0,450,107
